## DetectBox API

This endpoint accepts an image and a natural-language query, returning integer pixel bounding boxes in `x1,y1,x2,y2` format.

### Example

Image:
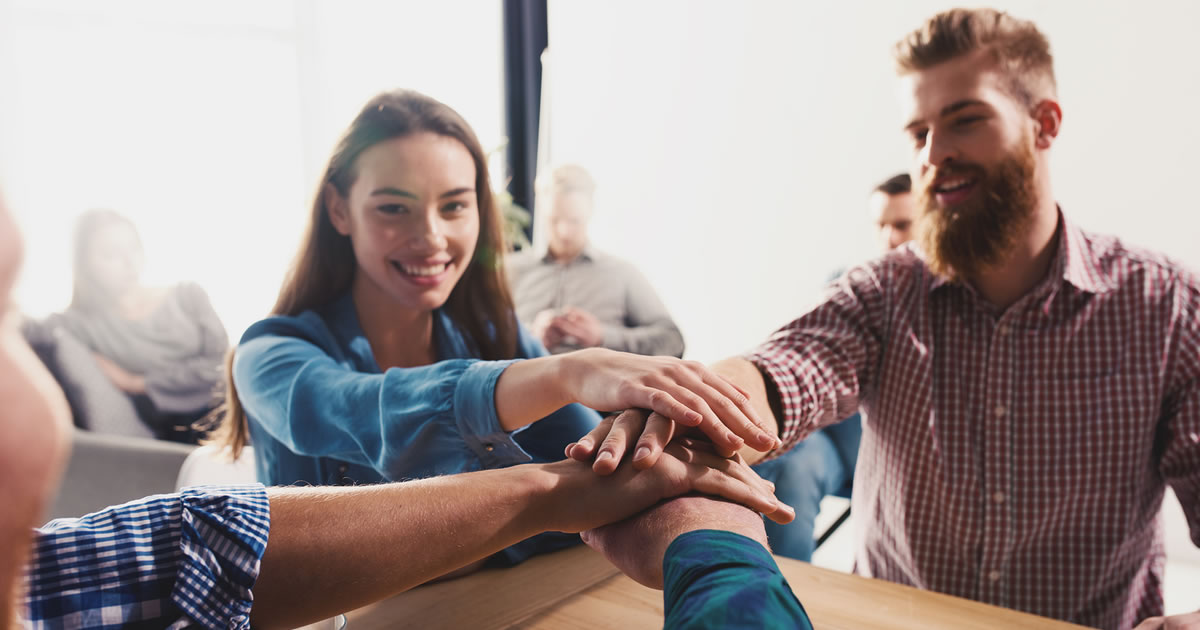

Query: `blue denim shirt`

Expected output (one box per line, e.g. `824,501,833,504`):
234,294,600,486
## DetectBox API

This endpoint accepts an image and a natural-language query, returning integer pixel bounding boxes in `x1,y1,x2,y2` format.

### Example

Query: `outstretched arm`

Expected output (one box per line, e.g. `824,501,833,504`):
250,441,790,629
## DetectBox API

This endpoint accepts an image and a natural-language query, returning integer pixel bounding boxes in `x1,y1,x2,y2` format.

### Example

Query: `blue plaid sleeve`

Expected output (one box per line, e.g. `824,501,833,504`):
663,529,812,630
23,484,270,630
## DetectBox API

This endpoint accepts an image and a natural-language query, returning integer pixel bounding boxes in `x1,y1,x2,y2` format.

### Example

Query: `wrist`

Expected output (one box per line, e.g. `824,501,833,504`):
518,461,578,534
549,352,584,406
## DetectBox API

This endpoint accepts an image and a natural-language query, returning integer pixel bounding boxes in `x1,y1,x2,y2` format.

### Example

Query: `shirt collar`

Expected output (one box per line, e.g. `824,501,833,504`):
925,208,1114,296
539,244,595,265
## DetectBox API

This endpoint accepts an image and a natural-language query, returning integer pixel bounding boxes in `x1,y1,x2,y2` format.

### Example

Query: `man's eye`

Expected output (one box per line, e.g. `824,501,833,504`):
910,129,927,148
954,116,983,127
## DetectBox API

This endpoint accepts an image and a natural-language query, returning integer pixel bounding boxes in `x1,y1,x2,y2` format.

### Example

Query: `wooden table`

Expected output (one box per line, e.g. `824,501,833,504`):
346,545,1089,629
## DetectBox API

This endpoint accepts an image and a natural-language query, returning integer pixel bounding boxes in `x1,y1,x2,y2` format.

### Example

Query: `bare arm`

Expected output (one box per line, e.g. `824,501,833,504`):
250,443,787,629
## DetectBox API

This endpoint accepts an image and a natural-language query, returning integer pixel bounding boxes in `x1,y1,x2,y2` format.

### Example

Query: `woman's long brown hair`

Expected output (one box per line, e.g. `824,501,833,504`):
209,90,517,457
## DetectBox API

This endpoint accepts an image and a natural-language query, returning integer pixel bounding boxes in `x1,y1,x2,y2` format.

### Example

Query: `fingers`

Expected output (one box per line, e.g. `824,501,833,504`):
631,412,674,470
592,409,647,475
635,386,704,428
666,442,795,524
698,370,779,452
566,414,614,462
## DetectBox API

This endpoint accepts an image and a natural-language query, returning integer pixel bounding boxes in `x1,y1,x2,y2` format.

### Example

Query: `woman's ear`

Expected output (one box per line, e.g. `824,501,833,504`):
325,183,352,236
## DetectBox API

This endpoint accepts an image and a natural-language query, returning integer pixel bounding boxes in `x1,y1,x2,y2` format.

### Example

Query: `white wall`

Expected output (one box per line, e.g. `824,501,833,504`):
0,0,503,340
545,0,1200,363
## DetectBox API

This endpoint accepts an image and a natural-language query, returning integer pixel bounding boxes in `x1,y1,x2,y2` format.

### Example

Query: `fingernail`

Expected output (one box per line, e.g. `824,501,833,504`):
578,439,592,449
596,451,613,463
634,446,651,461
759,434,778,449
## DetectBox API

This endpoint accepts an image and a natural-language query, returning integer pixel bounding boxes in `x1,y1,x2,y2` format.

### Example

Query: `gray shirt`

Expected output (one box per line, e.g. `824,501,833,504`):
508,247,685,357
57,282,229,413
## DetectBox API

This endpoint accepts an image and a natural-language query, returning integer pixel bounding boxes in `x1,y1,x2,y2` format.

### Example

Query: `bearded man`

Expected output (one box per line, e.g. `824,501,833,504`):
572,8,1200,630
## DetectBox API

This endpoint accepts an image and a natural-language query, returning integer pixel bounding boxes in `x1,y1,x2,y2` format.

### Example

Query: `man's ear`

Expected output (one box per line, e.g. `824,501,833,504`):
1032,99,1063,150
325,183,352,236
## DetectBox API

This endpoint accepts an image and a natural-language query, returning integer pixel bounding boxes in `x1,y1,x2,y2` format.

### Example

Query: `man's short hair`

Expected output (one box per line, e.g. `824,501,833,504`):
538,164,596,198
875,173,912,196
893,8,1056,108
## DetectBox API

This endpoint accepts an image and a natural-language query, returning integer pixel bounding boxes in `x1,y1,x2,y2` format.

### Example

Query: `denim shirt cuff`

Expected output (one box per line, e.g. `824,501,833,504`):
454,359,533,468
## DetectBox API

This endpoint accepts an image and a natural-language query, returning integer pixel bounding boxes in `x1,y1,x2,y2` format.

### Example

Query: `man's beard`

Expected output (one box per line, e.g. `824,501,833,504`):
915,141,1038,280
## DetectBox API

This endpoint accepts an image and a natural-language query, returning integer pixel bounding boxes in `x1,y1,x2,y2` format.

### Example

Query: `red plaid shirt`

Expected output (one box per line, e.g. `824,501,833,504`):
749,214,1200,629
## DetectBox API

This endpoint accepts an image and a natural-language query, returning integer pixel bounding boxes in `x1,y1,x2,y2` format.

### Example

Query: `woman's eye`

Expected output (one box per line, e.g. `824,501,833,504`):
442,201,467,213
377,204,407,215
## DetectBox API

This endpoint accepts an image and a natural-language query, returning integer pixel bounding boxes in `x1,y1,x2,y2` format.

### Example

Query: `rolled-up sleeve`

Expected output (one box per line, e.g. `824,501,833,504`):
25,485,270,629
235,327,532,479
746,264,889,457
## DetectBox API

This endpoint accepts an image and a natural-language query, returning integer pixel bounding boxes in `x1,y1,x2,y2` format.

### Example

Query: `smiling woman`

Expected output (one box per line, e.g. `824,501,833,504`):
210,89,779,570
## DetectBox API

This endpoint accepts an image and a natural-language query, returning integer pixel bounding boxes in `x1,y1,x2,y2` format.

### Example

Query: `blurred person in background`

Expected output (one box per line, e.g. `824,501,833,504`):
509,164,685,357
56,209,227,443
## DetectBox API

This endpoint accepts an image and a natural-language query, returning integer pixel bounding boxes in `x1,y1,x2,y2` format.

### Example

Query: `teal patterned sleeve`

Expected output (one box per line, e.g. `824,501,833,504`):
662,530,812,630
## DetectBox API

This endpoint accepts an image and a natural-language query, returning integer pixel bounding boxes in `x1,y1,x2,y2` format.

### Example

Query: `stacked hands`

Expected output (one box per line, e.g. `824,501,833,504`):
548,350,794,588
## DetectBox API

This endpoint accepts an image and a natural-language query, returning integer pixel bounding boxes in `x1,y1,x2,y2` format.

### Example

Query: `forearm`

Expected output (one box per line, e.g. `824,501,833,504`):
251,442,784,629
709,357,781,464
250,465,556,629
493,355,573,431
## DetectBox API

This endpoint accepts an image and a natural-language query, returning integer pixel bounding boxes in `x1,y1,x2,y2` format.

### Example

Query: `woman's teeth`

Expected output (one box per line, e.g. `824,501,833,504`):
394,262,448,276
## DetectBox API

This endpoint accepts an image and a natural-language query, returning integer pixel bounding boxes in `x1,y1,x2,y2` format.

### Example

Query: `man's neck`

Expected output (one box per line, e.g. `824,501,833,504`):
548,244,585,264
970,201,1060,312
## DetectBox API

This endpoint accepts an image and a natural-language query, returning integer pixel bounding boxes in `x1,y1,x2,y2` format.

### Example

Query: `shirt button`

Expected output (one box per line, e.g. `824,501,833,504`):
988,570,1002,582
337,463,348,474
997,324,1010,336
994,405,1007,418
992,492,1006,504
484,443,495,452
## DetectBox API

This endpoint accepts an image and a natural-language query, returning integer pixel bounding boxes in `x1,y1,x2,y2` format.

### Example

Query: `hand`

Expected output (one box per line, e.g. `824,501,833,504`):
1134,611,1200,629
556,349,779,460
92,353,146,394
530,309,560,348
581,494,770,589
551,306,605,348
539,437,794,536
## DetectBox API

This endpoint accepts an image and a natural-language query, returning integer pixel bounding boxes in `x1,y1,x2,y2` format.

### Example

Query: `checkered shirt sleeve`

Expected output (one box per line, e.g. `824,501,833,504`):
23,484,270,629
